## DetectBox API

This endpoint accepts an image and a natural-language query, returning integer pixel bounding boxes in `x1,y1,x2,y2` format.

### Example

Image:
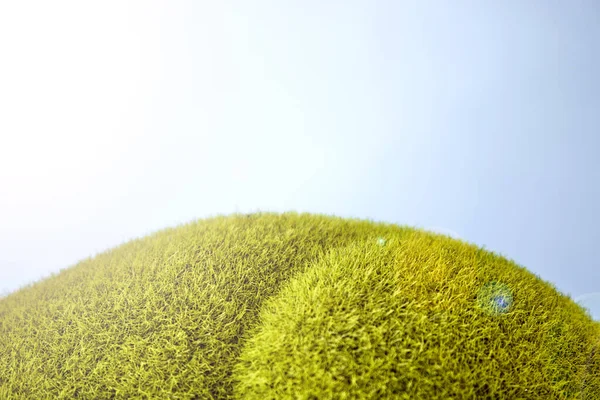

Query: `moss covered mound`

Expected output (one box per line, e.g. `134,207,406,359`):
0,211,598,399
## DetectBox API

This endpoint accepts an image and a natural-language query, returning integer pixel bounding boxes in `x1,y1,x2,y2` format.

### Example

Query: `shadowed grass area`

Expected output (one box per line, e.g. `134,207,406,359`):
0,211,598,399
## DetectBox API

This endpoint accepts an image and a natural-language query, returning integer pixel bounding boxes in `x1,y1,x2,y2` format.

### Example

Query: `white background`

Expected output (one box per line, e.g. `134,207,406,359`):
1,1,599,320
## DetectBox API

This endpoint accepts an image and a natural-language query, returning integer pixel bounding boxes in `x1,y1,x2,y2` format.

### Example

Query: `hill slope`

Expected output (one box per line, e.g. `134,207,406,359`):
0,211,598,399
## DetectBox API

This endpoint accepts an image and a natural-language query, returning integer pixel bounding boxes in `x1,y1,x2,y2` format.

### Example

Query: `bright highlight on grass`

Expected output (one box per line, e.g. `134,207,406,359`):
476,281,514,316
0,211,598,399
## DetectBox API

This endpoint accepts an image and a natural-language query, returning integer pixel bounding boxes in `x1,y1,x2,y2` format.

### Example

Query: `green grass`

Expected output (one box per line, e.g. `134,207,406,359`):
0,211,598,399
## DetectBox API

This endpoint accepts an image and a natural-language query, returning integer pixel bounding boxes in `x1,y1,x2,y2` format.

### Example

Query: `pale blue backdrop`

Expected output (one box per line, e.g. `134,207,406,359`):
0,1,598,319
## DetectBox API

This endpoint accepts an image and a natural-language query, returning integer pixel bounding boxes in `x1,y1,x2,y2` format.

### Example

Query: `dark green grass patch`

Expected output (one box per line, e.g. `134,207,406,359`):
0,211,598,399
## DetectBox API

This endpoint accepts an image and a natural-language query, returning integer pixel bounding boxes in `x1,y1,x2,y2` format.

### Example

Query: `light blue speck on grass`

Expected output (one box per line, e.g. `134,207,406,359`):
476,281,514,316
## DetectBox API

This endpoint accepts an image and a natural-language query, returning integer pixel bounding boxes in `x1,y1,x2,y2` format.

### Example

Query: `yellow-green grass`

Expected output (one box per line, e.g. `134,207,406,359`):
0,211,598,399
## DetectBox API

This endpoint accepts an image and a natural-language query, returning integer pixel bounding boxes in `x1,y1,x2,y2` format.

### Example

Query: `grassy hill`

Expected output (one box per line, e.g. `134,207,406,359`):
0,211,598,399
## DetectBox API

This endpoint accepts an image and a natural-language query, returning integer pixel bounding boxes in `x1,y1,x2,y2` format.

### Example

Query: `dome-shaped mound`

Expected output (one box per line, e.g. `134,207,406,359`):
0,212,598,399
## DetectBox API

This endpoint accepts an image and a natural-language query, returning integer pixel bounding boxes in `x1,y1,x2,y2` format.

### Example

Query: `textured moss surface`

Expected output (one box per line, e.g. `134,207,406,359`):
1,211,598,399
